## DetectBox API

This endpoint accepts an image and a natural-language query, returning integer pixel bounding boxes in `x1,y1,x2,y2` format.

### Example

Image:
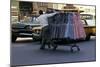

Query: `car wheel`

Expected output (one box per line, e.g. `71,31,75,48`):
32,37,36,41
32,33,36,41
12,35,17,42
85,34,91,41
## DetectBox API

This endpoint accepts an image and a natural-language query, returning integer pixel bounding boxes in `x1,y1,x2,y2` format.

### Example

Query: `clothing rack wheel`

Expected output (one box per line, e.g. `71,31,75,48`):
49,39,58,51
52,44,58,51
70,43,80,52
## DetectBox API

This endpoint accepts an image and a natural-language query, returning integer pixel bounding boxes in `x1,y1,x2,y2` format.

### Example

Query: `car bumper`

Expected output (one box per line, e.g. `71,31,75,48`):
12,31,33,37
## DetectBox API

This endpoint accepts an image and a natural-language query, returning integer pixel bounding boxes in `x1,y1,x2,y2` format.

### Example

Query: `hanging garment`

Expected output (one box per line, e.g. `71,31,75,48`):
73,13,80,39
48,13,61,38
48,13,67,39
76,13,86,39
64,13,74,39
48,14,57,39
59,13,67,38
73,13,86,39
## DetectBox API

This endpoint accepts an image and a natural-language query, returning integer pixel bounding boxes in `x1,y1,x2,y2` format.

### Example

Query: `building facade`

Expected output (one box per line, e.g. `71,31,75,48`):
11,0,96,22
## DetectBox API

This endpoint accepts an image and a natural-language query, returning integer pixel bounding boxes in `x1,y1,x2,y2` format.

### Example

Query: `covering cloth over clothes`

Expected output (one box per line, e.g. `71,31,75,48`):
36,13,57,27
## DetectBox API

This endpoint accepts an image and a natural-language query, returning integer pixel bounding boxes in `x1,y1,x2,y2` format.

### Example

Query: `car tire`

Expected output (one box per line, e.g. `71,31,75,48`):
12,35,17,42
32,37,36,41
85,34,91,41
32,33,37,41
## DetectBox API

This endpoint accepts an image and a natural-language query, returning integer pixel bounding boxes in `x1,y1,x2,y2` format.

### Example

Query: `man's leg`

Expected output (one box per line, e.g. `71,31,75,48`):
40,26,47,49
40,38,46,49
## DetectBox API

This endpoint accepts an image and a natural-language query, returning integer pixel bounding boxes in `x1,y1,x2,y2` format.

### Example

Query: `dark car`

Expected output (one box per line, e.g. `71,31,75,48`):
11,21,41,42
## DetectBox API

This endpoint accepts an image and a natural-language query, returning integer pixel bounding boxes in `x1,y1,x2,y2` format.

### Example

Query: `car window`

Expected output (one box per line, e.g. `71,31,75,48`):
86,20,96,26
80,14,93,20
32,17,40,24
81,20,86,25
19,16,41,24
11,16,18,23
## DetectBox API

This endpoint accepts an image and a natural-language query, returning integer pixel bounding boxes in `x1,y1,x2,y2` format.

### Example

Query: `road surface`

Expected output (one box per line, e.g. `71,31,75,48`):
11,37,96,66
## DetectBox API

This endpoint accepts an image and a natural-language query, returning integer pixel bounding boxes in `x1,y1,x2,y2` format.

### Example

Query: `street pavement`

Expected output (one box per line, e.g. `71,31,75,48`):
11,37,96,66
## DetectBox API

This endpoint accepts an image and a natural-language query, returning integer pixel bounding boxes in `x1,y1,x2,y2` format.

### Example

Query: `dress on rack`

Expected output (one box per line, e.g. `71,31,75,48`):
73,13,86,39
64,13,74,39
45,12,86,40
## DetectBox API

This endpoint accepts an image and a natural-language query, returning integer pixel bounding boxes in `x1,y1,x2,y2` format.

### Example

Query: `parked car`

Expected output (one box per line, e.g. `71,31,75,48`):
11,21,41,42
82,19,96,40
32,26,42,41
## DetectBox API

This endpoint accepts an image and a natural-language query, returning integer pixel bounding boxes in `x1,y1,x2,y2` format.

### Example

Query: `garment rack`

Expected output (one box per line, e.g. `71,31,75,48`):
41,9,84,52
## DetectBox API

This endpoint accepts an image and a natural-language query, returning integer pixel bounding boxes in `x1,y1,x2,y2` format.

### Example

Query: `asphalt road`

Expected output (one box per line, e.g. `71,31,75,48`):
11,37,96,66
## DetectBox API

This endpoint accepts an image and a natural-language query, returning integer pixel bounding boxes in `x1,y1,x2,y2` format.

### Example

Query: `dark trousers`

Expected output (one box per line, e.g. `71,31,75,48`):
40,26,51,49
